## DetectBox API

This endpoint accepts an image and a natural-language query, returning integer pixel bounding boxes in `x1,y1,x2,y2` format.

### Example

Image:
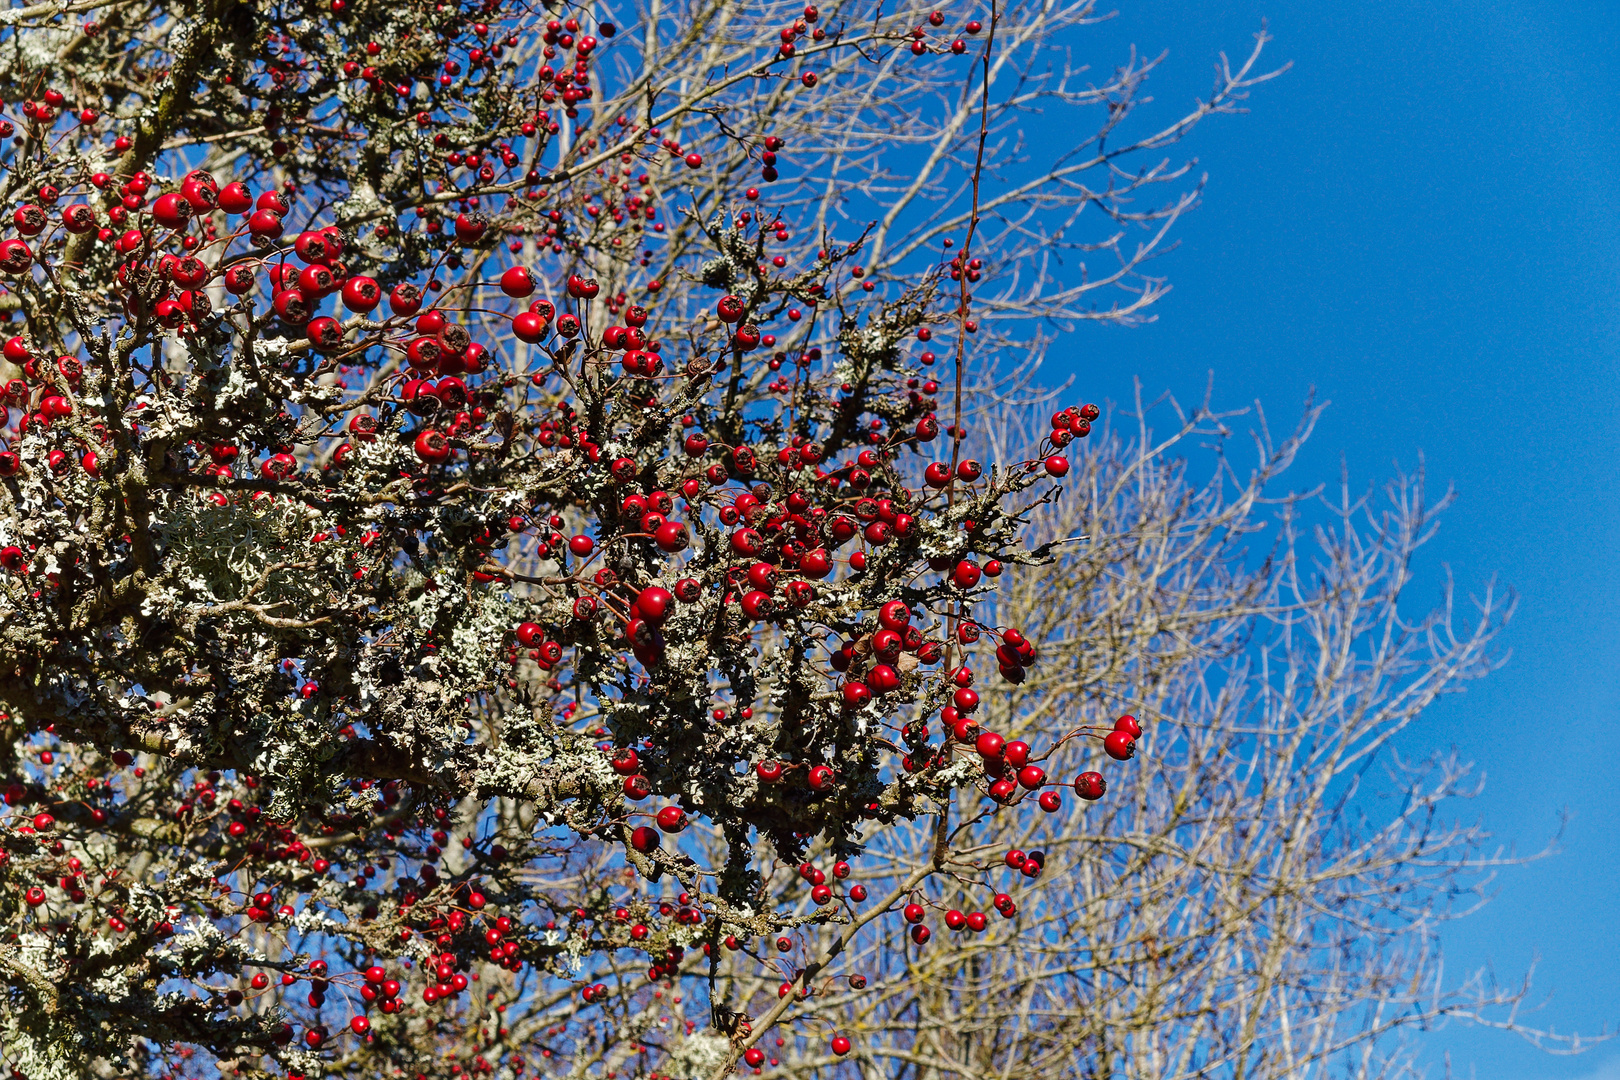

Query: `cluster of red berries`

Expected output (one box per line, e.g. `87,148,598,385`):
0,0,1150,1068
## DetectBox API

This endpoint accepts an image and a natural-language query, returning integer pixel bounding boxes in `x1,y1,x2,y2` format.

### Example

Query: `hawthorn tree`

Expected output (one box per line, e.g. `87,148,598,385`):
0,0,1286,1078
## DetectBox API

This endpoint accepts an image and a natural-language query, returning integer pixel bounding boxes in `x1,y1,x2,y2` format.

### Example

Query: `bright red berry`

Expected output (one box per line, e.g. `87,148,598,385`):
1103,731,1136,761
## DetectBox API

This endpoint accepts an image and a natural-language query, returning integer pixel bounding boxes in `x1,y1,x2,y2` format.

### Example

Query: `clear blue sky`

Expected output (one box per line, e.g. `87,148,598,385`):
1060,2,1620,1076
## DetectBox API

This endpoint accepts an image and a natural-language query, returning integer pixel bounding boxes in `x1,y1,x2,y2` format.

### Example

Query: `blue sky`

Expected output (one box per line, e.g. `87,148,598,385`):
1058,1,1620,1075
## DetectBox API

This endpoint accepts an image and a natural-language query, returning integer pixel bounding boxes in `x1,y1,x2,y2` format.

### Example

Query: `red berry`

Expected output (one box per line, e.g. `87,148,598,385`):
716,294,746,323
656,805,686,832
247,209,283,239
387,283,423,318
305,316,343,352
217,182,253,214
951,559,982,589
1103,731,1136,761
341,275,381,312
635,586,674,625
500,265,535,297
513,311,547,342
0,238,33,275
1074,771,1106,800
151,191,192,230
413,429,451,464
841,681,873,711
